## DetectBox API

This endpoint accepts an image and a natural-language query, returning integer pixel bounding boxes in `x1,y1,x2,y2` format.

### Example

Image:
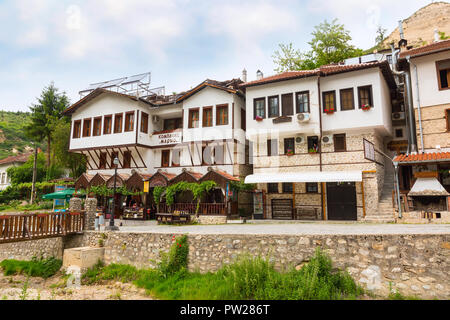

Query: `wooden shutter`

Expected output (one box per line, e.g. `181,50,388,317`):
281,94,294,116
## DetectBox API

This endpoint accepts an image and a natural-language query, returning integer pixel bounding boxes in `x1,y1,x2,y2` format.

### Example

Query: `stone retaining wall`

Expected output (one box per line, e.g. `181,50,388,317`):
0,237,64,261
65,231,450,299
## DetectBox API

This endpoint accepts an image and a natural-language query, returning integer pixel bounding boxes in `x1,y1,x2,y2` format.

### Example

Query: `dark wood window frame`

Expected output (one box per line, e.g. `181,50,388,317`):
93,117,102,137
268,183,279,194
188,108,200,129
254,98,266,119
296,91,310,113
340,88,355,111
216,104,229,126
323,91,336,112
114,113,123,134
268,96,280,118
436,59,450,91
161,150,170,168
103,115,112,135
267,139,278,156
202,107,213,127
140,112,149,133
357,85,373,109
306,182,319,194
282,183,293,194
82,118,91,137
284,137,295,155
124,111,135,132
73,120,81,139
333,134,347,152
446,109,450,132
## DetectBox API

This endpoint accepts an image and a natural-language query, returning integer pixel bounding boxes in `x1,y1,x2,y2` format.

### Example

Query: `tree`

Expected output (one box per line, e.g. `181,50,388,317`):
51,121,86,178
273,19,363,72
375,26,388,48
6,152,63,184
25,83,70,167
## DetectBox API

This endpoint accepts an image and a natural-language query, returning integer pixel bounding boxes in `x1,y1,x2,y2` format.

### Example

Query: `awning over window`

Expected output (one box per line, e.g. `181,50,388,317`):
408,178,450,197
245,171,363,184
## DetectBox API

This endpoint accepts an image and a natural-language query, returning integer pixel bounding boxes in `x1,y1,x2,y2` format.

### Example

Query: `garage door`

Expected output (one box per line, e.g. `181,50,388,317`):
326,182,357,221
271,199,293,220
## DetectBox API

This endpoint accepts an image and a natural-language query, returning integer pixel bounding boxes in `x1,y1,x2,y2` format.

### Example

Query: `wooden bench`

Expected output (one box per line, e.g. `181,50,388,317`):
156,212,191,224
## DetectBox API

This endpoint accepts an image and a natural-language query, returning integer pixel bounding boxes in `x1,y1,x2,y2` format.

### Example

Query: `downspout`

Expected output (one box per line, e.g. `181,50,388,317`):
393,161,403,219
390,44,417,154
317,76,323,172
409,59,425,154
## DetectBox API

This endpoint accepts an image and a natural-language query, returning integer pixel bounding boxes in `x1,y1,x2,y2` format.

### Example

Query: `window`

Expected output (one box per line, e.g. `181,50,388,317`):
340,88,354,111
241,109,246,131
395,129,403,138
73,120,81,138
254,98,265,119
203,107,213,127
93,117,102,136
282,183,293,194
216,104,229,126
161,150,170,167
267,139,278,156
268,96,279,118
268,183,279,194
123,151,132,168
141,112,149,133
172,149,181,167
110,152,119,168
99,152,107,169
281,93,294,116
306,183,318,193
323,91,336,112
214,144,224,165
163,118,183,131
82,118,91,137
437,59,450,90
446,109,450,132
284,138,295,155
103,115,112,134
296,91,310,113
114,113,123,133
358,86,373,109
333,134,346,152
307,136,319,153
1,173,5,184
124,112,134,132
188,109,199,128
202,145,213,165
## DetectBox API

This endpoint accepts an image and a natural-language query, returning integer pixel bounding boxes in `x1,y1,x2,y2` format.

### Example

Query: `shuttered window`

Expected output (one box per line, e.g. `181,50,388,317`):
334,134,346,152
340,88,354,111
323,91,336,112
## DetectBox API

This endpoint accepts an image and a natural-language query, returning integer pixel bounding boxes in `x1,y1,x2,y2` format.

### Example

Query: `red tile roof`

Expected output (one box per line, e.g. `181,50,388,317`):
241,61,393,88
214,170,240,182
399,39,450,59
0,153,32,165
394,152,450,163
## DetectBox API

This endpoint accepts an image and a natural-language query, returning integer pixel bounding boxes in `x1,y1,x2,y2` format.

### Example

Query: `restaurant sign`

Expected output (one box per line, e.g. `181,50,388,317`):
154,131,182,146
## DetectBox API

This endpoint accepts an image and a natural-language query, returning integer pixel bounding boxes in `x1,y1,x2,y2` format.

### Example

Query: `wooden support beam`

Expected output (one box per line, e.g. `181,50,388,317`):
134,146,146,168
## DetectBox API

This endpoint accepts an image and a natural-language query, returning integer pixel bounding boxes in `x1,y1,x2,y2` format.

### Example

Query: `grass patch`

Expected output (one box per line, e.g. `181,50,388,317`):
82,235,364,300
0,257,62,279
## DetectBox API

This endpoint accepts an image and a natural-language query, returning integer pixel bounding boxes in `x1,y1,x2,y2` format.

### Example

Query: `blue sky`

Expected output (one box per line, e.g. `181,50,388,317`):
0,0,435,111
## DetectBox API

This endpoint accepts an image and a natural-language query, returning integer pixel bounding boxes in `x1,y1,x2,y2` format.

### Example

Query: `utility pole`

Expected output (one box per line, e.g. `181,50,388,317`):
30,143,38,204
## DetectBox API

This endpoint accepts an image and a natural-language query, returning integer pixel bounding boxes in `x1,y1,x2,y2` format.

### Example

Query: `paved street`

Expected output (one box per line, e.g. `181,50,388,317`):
101,221,450,235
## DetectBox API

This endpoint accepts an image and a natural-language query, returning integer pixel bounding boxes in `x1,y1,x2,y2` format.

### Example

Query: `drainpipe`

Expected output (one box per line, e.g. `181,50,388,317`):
393,161,403,219
390,44,418,154
317,76,323,172
409,59,425,154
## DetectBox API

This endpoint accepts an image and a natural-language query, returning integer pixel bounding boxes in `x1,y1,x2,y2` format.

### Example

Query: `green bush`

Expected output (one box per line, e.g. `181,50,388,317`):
0,257,62,279
158,235,189,278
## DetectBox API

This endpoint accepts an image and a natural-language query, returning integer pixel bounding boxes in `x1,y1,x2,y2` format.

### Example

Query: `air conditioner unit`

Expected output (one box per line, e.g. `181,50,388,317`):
297,113,310,123
152,115,160,123
322,135,333,145
392,112,405,121
295,136,305,144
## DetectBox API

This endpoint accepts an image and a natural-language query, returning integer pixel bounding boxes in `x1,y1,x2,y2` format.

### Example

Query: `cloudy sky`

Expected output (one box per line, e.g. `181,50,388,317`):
0,0,435,111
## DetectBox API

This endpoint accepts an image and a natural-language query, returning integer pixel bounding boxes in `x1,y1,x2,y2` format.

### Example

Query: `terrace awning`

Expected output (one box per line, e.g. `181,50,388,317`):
408,177,450,197
244,171,363,184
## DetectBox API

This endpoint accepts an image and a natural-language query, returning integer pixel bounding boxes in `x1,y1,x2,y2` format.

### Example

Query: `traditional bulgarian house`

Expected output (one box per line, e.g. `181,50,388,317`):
242,62,399,221
64,75,251,217
392,39,450,218
0,153,32,190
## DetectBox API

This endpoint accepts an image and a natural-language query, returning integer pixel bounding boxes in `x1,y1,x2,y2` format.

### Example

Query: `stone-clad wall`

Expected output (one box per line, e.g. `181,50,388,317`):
65,231,450,299
415,104,450,151
0,237,64,261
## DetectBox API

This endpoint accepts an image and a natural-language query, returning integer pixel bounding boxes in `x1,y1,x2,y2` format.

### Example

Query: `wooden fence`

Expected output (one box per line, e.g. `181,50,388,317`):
0,212,85,243
158,203,227,215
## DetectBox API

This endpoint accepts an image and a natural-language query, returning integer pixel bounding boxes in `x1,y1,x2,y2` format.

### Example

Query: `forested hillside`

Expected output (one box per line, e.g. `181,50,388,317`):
0,110,44,159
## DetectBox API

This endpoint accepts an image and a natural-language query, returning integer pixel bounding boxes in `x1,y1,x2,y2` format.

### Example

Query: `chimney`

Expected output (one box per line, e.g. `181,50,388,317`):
256,70,263,80
398,20,408,52
398,20,405,40
434,29,440,43
242,69,247,82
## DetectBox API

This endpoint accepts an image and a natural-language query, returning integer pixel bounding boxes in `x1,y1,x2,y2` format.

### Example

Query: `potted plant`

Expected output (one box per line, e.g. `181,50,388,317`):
308,148,318,154
255,115,264,122
324,108,335,115
286,149,294,156
361,104,372,111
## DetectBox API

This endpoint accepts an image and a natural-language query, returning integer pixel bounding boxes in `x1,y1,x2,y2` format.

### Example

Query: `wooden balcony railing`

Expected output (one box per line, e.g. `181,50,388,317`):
0,211,85,243
158,203,227,215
